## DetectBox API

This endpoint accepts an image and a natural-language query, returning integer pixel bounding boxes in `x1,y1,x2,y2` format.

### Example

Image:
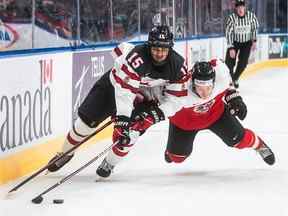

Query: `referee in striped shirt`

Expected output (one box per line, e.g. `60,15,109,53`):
225,0,259,88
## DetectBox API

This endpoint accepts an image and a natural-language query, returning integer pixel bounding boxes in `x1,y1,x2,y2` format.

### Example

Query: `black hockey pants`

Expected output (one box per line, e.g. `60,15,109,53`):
165,107,245,157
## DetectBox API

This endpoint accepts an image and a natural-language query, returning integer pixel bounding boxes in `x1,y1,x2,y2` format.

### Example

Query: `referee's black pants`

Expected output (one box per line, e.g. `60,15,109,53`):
225,41,253,81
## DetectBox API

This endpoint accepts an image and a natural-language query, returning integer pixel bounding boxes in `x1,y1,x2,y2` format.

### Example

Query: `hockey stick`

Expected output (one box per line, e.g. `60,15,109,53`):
31,141,115,204
8,120,113,194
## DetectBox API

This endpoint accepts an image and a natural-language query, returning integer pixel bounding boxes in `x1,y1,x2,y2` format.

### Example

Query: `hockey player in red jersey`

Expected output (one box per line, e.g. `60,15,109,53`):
46,25,189,177
164,60,275,165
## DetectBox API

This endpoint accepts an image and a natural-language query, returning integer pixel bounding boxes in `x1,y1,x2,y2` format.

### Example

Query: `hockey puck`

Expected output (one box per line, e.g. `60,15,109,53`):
31,196,43,204
53,199,64,204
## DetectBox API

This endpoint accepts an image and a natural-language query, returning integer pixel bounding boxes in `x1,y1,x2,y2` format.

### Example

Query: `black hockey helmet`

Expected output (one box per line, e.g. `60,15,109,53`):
235,0,245,7
191,61,215,87
147,25,174,48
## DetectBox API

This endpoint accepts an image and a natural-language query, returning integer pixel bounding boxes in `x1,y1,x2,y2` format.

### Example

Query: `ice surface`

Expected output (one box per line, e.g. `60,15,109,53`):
1,68,288,216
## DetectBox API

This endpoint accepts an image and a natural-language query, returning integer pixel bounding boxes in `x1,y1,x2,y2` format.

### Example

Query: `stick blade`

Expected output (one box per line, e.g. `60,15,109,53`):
4,191,17,200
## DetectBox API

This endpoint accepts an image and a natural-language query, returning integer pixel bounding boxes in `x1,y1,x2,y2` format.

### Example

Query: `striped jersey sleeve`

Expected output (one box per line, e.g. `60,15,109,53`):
225,15,235,48
110,43,141,117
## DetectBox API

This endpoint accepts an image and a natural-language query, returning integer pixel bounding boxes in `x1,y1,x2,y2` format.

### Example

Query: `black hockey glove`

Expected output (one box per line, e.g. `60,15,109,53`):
131,105,165,134
112,115,131,145
225,89,247,120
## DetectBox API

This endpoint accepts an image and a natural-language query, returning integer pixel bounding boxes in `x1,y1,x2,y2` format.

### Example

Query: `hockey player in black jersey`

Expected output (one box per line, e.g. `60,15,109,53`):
46,25,189,177
224,0,259,88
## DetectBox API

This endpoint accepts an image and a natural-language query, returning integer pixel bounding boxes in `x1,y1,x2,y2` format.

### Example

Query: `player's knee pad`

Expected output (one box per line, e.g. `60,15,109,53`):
233,128,260,149
165,150,188,163
112,142,134,157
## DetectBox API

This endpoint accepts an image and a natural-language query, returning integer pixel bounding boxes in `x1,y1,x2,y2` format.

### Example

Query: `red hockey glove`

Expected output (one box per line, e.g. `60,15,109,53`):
131,105,165,134
225,89,247,120
112,115,131,145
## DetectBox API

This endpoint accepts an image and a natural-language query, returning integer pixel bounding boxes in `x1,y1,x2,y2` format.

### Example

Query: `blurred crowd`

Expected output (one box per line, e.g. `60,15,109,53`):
0,0,287,48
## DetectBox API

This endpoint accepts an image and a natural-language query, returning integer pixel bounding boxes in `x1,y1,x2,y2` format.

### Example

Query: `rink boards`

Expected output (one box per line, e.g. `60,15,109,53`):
0,34,287,185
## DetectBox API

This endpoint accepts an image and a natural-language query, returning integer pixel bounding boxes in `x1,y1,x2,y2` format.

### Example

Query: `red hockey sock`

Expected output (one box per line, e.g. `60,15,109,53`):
165,150,187,163
233,129,261,149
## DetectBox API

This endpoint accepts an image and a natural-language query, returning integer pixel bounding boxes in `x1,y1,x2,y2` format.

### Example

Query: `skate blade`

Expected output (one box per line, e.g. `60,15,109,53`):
94,175,110,182
44,170,50,175
4,191,17,200
95,175,103,182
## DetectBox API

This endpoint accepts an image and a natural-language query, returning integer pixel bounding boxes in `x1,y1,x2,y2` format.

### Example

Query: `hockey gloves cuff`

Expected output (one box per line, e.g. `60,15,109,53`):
113,115,131,145
131,105,165,134
225,89,247,120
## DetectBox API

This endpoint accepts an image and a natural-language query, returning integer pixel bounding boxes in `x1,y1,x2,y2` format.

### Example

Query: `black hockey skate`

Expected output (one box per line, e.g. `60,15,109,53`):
96,158,114,178
47,153,74,172
256,140,275,165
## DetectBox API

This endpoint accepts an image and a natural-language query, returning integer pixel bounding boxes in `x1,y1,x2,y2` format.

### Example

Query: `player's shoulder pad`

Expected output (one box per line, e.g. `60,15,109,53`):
211,58,229,76
209,58,225,68
129,44,149,58
168,50,187,80
126,44,150,72
111,42,135,59
212,58,232,84
170,49,185,64
170,49,185,68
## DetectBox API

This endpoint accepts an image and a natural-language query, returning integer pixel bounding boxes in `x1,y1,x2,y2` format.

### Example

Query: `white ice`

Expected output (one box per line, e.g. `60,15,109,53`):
1,68,288,216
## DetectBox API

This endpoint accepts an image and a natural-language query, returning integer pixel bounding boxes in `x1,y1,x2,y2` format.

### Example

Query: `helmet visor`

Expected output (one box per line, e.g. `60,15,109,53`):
194,79,214,86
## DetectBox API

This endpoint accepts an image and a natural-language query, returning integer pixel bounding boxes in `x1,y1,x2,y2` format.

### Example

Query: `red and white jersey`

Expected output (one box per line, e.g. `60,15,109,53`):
169,59,233,130
110,42,189,117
